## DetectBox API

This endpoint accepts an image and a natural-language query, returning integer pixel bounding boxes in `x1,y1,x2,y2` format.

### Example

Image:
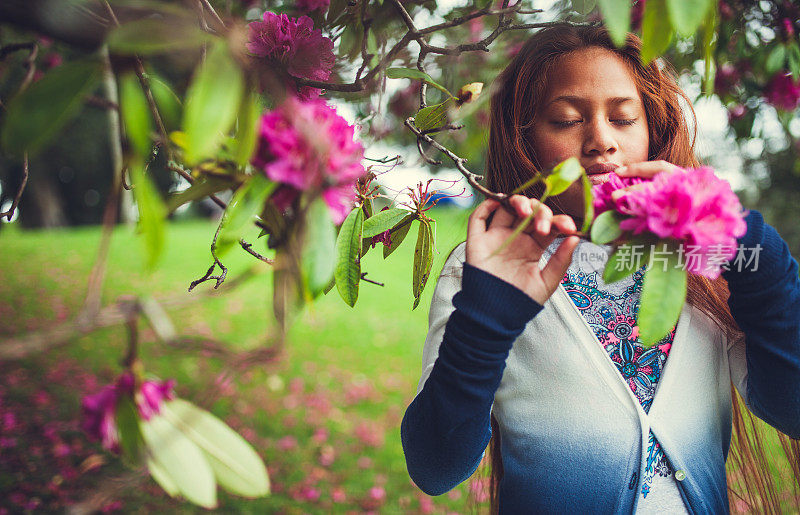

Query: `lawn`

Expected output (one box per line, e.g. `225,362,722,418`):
0,207,486,513
1,206,796,513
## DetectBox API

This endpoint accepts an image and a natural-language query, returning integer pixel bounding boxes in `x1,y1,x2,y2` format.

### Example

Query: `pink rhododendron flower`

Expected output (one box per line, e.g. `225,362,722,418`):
81,382,121,453
253,97,365,224
137,378,176,421
246,12,334,98
764,72,800,111
81,374,176,452
593,167,747,279
592,172,646,216
296,0,329,13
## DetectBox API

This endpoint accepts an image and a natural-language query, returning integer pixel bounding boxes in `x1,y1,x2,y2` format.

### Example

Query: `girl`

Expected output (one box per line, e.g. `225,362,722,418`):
401,24,800,513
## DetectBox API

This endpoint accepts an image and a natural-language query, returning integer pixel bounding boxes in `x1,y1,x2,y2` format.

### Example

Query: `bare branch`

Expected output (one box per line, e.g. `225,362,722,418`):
239,239,274,264
198,0,226,29
166,161,228,210
360,272,384,287
189,222,228,291
405,117,502,201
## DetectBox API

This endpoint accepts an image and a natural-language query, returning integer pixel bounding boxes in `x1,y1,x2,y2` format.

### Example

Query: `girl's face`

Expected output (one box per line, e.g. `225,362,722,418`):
530,46,650,225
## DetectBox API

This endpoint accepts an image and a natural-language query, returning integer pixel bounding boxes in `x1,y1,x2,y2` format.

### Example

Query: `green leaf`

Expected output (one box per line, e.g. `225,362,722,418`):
638,244,687,347
334,207,364,307
666,0,714,37
384,214,415,259
216,175,275,257
140,414,217,508
640,0,674,64
149,75,182,130
597,0,631,47
413,98,455,132
301,198,337,298
590,209,623,244
788,43,800,78
160,399,269,498
544,157,583,197
130,160,167,270
362,207,413,237
1,59,101,156
116,396,144,465
701,6,718,97
386,68,453,98
183,41,245,165
580,174,594,234
572,0,597,15
412,219,434,310
603,242,650,283
765,45,787,75
107,17,211,54
166,176,234,213
232,91,261,167
146,457,181,497
120,72,153,157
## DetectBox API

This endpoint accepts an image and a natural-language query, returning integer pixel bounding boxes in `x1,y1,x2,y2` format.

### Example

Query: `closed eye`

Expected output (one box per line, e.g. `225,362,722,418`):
551,118,638,128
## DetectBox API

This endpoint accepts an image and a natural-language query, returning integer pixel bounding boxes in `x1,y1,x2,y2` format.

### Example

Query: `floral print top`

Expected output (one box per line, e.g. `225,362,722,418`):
560,242,678,501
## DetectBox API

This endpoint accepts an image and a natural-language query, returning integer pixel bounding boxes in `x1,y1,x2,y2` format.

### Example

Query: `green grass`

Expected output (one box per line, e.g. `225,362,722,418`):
0,207,479,513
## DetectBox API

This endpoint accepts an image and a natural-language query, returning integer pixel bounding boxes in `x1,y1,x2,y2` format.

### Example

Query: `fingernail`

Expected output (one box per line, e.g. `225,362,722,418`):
616,166,627,174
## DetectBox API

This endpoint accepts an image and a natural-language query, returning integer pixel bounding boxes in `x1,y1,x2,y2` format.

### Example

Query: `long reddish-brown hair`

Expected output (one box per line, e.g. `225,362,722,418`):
479,23,800,513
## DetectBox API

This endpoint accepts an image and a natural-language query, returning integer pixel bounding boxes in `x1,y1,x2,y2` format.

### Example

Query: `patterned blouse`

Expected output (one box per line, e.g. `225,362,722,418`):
559,239,682,504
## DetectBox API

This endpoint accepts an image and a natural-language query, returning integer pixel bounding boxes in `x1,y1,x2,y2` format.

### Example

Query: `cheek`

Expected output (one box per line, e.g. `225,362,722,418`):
533,133,578,168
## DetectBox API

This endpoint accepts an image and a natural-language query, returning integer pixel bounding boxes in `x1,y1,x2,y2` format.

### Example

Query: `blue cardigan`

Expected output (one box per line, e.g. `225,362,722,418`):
401,210,800,513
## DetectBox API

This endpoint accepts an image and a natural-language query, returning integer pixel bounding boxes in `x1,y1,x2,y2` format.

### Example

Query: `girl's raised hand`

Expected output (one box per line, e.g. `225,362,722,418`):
466,195,580,306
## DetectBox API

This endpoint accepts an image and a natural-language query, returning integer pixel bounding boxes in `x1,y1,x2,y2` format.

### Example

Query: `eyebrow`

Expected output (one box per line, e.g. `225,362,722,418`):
547,95,638,107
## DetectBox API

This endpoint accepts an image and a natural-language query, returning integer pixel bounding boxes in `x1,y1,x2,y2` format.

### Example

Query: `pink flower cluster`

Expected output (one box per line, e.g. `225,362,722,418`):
81,374,175,453
246,12,334,99
252,97,365,224
764,72,800,111
593,167,747,279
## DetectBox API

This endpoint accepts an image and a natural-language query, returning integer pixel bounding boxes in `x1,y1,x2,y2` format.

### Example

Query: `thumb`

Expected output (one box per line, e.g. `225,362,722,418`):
540,236,579,294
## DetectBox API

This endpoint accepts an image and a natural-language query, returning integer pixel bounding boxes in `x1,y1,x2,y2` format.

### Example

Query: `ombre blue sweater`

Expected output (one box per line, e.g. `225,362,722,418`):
401,210,800,514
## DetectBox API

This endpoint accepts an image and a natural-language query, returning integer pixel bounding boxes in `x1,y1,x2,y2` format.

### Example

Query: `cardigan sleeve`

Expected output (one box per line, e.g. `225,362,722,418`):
400,245,544,495
724,209,800,438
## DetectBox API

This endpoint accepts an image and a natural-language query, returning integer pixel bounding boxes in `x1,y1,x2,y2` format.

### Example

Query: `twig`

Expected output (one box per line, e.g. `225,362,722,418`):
239,239,274,264
198,0,226,29
103,1,173,161
85,95,119,110
404,117,500,200
360,272,384,287
166,161,227,210
0,154,27,221
189,222,228,291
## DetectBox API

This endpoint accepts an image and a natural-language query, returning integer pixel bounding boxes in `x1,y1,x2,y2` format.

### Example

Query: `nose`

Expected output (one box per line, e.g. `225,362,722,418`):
582,117,618,157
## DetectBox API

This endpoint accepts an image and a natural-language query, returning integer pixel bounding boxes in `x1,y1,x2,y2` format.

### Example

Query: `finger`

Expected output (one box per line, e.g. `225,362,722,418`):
616,160,680,178
508,195,534,219
522,213,574,252
610,183,648,201
467,199,501,240
531,202,553,234
540,234,580,293
490,195,532,229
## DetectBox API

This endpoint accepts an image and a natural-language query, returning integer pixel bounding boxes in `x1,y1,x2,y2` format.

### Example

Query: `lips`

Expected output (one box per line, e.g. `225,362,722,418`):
585,162,620,175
